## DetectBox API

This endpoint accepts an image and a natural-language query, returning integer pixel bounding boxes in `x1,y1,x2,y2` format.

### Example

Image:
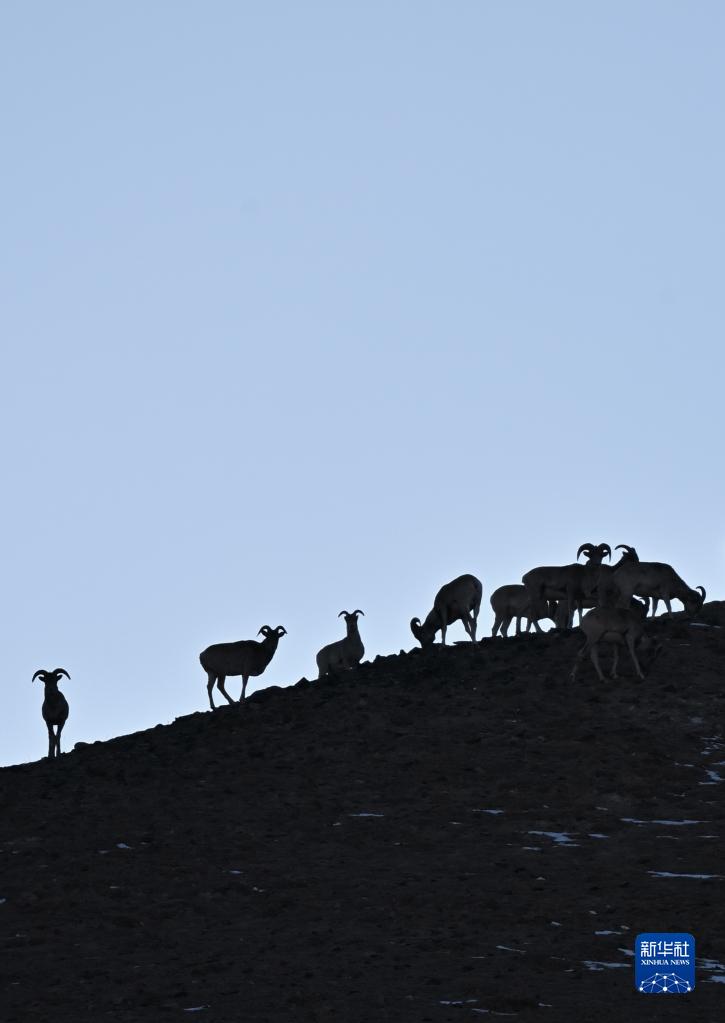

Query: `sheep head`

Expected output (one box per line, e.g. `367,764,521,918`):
32,668,71,685
410,614,437,648
338,609,364,624
258,625,287,638
577,542,611,563
615,544,640,562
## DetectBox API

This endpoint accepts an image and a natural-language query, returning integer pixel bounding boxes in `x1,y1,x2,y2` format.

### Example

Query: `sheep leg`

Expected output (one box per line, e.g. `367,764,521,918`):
46,722,55,758
570,642,590,681
589,643,606,682
56,721,64,756
206,672,217,710
492,613,503,637
626,633,645,679
440,621,447,645
469,611,478,642
216,675,234,706
240,674,250,702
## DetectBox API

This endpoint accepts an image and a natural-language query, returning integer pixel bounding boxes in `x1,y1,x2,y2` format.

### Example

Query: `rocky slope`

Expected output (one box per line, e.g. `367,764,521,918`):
2,614,724,1022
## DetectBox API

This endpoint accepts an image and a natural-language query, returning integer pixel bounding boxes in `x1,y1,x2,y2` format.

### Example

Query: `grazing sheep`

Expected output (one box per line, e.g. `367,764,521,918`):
316,610,365,677
603,553,706,617
570,603,659,682
32,668,70,759
410,574,482,647
490,584,554,637
200,625,287,709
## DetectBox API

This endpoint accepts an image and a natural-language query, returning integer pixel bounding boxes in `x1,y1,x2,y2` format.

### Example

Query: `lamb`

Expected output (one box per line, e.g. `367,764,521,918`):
32,668,70,759
570,603,659,682
200,625,287,709
490,584,554,637
410,574,482,647
316,610,365,677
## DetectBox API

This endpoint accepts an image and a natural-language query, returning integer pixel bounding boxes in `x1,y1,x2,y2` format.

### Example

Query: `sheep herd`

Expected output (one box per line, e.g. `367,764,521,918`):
31,540,707,758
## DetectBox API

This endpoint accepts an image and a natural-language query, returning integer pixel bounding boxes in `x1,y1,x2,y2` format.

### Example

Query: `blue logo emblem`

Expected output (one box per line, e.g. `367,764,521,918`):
635,933,695,993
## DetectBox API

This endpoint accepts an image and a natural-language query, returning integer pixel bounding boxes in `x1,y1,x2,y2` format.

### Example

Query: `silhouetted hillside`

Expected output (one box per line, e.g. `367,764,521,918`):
2,614,724,1022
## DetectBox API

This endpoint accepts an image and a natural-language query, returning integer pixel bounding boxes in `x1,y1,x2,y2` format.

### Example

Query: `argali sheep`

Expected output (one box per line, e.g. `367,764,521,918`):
200,625,287,709
522,542,610,630
604,555,706,617
570,603,659,682
316,610,365,678
490,584,554,637
32,668,70,759
410,574,482,647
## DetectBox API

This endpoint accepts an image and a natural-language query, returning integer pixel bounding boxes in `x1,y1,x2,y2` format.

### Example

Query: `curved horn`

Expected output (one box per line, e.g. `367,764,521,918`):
410,617,422,640
577,543,595,560
257,626,271,636
697,586,706,603
275,625,287,635
54,668,71,680
338,610,349,618
31,669,47,682
352,609,365,617
615,544,634,553
598,543,611,560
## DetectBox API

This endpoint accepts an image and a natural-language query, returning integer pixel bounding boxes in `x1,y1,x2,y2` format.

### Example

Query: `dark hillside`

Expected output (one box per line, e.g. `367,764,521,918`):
2,615,724,1022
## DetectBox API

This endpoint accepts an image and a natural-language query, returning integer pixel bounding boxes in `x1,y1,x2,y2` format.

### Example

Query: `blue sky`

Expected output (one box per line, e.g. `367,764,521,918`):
2,2,723,765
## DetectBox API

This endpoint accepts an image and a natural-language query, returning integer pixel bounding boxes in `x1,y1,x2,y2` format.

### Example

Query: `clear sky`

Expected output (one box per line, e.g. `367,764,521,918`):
2,2,723,766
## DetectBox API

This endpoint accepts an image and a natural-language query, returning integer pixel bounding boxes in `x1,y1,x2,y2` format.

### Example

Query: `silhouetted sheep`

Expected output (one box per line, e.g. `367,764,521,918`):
410,574,482,647
316,610,365,677
200,625,287,708
32,668,70,759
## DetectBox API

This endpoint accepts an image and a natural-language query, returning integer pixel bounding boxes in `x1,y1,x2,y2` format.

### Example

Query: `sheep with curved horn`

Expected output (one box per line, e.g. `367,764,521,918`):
410,574,482,647
200,625,287,708
316,610,365,678
32,668,70,759
603,554,706,617
523,542,611,630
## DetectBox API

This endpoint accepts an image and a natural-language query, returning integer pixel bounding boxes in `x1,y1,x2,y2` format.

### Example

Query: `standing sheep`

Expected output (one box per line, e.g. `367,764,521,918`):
200,625,287,708
32,668,70,759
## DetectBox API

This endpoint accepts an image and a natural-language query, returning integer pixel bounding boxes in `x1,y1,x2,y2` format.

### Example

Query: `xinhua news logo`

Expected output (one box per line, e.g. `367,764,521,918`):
635,933,695,993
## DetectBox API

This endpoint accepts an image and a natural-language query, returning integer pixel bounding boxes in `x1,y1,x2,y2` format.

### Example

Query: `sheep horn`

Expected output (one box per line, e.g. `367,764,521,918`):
54,668,71,680
696,586,706,603
577,543,595,559
275,626,287,636
31,670,47,682
410,617,422,640
352,609,365,617
615,544,634,553
257,626,271,636
598,543,611,560
338,611,349,618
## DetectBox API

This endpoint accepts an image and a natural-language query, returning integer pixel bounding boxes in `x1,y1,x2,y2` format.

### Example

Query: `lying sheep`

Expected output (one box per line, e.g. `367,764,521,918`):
316,610,365,678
